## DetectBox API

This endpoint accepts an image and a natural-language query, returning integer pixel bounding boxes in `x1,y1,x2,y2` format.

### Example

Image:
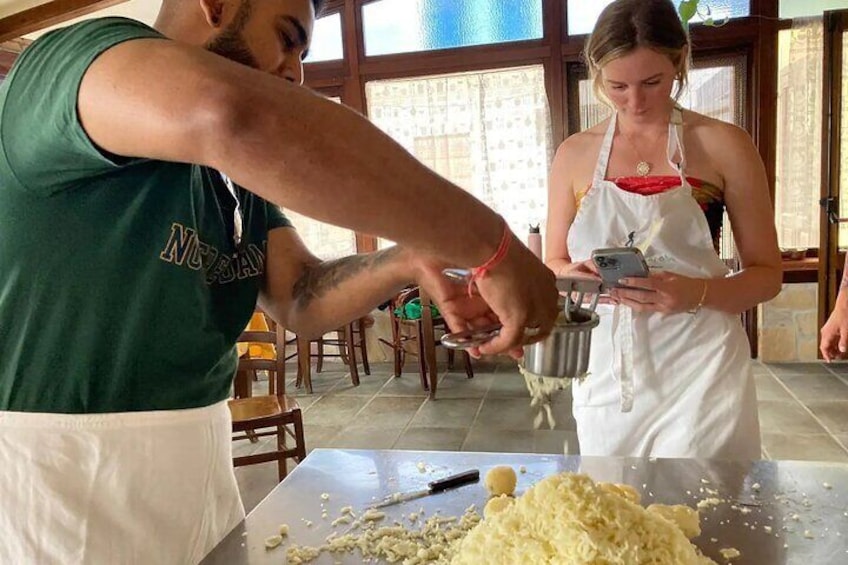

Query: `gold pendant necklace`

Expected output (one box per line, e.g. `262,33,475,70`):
620,126,665,177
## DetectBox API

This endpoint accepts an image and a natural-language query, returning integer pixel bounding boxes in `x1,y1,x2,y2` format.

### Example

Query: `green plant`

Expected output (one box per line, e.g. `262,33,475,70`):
678,0,727,29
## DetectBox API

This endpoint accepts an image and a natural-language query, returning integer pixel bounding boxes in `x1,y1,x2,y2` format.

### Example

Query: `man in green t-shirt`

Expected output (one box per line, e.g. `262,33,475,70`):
0,0,558,562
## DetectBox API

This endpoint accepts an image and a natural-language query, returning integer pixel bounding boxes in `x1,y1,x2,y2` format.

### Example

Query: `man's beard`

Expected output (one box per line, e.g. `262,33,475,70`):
207,30,259,69
205,1,260,69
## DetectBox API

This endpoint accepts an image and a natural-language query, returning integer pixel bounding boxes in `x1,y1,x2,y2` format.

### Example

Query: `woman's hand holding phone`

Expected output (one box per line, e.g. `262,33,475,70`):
609,271,707,314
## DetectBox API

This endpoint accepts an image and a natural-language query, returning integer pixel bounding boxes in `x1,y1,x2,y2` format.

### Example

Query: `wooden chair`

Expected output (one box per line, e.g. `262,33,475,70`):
297,316,372,394
229,313,306,481
317,316,372,375
384,287,473,399
235,311,299,395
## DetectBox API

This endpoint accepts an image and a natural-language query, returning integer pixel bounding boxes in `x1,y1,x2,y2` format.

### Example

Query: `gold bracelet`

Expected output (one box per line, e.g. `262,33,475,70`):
689,280,708,315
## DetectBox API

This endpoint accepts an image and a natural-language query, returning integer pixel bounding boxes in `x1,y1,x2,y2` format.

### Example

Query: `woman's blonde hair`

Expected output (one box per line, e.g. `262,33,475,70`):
584,0,691,105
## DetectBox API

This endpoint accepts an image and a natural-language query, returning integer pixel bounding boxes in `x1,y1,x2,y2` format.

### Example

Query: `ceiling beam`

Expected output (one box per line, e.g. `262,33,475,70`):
0,0,128,43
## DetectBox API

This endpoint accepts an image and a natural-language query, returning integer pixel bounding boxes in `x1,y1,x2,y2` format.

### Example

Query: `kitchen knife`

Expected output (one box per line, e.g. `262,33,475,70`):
371,469,480,509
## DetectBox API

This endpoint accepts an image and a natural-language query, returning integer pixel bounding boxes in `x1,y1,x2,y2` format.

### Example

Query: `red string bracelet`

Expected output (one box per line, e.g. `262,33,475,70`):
467,219,512,297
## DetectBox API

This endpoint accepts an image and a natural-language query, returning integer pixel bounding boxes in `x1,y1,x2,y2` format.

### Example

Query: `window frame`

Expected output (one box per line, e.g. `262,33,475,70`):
300,1,779,357
305,1,779,256
818,10,848,338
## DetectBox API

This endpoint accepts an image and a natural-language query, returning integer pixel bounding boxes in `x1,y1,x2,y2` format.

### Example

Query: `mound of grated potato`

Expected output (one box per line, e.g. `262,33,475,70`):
451,472,716,565
279,472,716,565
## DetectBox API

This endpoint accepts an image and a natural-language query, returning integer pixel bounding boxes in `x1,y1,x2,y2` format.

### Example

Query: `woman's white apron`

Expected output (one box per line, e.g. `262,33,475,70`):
567,108,760,460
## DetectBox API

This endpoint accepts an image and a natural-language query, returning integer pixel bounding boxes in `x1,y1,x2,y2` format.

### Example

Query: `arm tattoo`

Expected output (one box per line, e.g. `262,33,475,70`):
292,247,403,309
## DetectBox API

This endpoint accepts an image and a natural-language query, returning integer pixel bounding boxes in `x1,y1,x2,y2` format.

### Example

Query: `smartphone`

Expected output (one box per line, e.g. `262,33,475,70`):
591,247,650,288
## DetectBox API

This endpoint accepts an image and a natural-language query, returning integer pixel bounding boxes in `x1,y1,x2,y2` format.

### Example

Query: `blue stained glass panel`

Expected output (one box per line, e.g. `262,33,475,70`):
362,0,543,57
566,0,750,36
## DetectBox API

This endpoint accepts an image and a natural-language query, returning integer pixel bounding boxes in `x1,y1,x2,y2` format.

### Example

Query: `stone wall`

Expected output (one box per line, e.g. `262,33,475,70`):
759,283,819,362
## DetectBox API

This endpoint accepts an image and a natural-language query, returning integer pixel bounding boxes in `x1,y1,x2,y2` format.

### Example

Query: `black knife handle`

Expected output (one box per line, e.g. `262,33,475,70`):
428,469,480,493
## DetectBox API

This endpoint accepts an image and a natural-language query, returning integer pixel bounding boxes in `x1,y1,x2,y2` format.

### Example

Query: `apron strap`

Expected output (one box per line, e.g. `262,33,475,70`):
611,305,635,413
593,113,618,184
667,105,689,190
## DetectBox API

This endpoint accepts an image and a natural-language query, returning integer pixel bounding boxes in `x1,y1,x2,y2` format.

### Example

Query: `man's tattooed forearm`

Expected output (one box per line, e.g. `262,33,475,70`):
292,247,403,309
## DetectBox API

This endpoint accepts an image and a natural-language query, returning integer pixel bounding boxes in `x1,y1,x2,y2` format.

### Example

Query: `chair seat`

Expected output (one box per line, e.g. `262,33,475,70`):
228,395,301,425
233,311,307,482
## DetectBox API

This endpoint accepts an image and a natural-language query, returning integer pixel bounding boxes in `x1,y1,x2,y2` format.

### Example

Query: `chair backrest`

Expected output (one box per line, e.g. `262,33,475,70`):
395,286,419,311
391,286,444,324
236,313,287,397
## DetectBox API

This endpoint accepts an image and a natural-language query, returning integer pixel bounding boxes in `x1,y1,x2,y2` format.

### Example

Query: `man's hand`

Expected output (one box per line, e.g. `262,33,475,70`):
609,271,705,314
413,239,559,360
470,237,559,357
413,258,506,357
821,296,848,362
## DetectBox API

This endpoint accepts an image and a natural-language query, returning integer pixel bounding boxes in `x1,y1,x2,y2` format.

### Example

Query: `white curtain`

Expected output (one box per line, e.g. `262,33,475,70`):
282,95,358,260
365,65,554,250
774,18,824,250
284,210,357,260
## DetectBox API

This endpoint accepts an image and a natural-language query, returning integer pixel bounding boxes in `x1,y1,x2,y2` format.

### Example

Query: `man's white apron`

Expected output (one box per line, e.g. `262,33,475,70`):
0,400,244,564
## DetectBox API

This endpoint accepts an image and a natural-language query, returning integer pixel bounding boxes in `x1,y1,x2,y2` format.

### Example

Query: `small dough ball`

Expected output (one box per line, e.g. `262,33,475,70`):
598,482,641,505
647,504,702,539
264,535,283,549
719,547,741,560
485,466,517,497
484,494,515,519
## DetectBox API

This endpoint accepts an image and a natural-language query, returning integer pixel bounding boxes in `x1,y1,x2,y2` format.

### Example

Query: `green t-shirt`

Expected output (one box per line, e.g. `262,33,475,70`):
0,18,292,414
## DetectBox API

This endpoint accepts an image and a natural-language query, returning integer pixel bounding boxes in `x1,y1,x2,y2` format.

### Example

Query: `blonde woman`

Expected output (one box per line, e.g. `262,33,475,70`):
545,0,781,459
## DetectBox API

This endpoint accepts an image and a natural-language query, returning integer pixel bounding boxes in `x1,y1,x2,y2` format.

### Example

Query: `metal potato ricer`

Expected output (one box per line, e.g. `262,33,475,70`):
439,270,605,380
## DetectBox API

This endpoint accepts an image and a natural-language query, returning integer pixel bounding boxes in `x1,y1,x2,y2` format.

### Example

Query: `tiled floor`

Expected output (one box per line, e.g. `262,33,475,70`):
233,359,848,512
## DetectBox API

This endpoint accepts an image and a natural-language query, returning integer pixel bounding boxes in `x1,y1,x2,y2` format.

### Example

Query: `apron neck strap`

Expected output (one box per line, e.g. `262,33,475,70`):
593,112,618,184
595,105,688,187
667,105,688,187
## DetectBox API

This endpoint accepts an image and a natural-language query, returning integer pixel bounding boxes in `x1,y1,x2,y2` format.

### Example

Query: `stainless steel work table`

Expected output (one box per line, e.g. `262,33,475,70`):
202,448,848,564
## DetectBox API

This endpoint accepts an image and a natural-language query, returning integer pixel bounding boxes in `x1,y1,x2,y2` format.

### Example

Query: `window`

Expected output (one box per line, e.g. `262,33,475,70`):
284,96,357,259
365,65,553,250
774,20,824,250
304,12,344,63
841,31,848,247
780,0,848,19
679,58,747,127
284,210,358,259
566,0,751,36
362,0,543,57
